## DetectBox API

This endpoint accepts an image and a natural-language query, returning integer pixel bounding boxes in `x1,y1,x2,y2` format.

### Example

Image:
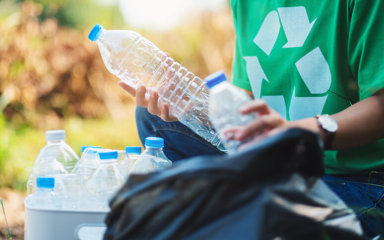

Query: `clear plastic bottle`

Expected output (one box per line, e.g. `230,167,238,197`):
119,146,142,178
27,130,79,194
129,137,172,174
206,71,257,152
86,151,124,210
58,173,83,210
25,177,57,209
72,146,102,181
88,24,222,150
27,149,68,195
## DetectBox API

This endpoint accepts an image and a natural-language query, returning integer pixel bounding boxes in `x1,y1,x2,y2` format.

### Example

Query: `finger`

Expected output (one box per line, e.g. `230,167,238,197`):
147,90,160,115
238,131,270,151
240,99,270,115
160,104,170,121
234,114,283,141
267,127,284,138
238,137,260,151
136,85,148,107
221,127,241,140
118,81,136,96
160,104,177,122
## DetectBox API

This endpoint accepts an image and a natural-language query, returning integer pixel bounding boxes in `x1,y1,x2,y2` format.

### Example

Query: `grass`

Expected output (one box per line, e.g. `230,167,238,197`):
0,110,141,191
0,197,12,240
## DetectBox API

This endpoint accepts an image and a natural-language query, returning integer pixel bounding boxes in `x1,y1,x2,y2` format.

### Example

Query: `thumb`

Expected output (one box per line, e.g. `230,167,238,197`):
118,81,136,96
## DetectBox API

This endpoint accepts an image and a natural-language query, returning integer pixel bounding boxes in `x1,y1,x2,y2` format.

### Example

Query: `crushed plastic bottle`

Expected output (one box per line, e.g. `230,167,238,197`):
88,24,223,150
86,151,124,210
206,71,257,152
129,137,172,174
119,146,142,178
27,130,79,195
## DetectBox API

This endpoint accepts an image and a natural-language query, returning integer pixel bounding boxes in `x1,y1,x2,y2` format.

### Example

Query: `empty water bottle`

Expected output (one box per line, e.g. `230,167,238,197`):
27,130,79,194
119,146,142,178
130,137,172,174
206,71,257,152
88,24,222,150
72,146,102,181
86,151,124,210
27,149,68,195
25,177,57,209
58,173,83,210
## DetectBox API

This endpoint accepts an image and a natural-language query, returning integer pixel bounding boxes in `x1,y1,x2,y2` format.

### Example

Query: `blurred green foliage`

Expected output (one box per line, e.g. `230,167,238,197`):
15,0,125,29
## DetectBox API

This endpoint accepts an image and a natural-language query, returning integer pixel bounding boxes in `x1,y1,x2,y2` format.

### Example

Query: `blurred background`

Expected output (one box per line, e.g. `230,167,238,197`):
0,0,234,238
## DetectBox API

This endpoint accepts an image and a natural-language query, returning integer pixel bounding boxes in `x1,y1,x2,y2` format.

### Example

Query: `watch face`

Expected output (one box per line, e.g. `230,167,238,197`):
319,115,338,132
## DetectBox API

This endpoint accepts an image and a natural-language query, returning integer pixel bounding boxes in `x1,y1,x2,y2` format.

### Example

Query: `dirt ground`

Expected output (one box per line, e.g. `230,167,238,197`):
0,189,25,240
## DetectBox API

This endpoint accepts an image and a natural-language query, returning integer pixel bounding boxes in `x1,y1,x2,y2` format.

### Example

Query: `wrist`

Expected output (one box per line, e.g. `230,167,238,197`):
288,117,320,133
287,117,329,148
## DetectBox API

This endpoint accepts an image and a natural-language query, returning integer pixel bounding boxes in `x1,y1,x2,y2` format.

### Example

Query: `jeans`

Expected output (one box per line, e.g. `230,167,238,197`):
135,107,224,161
136,106,384,237
323,173,384,237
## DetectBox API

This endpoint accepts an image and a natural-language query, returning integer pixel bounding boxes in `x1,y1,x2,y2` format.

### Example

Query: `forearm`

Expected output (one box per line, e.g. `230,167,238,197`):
290,90,384,150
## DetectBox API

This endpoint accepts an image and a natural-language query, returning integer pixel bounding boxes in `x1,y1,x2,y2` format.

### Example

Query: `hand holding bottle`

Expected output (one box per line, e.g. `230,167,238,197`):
223,99,289,150
118,82,178,122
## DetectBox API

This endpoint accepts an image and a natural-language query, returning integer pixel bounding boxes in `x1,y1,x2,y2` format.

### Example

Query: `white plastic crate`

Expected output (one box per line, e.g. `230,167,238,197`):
25,201,108,240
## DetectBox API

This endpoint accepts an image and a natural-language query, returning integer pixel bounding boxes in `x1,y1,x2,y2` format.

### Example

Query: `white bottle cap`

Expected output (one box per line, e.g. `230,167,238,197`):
46,130,66,141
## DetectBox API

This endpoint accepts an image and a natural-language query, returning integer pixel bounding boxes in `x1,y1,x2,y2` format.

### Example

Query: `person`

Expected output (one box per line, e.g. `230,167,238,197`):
119,0,384,237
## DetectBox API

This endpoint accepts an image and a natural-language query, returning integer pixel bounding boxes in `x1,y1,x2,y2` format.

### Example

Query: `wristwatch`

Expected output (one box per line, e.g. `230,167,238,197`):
315,114,338,149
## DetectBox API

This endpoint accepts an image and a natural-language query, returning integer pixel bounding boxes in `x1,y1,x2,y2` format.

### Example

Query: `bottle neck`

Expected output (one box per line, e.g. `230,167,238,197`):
47,140,65,145
143,147,165,157
145,146,163,152
36,188,54,193
99,159,118,164
126,151,141,155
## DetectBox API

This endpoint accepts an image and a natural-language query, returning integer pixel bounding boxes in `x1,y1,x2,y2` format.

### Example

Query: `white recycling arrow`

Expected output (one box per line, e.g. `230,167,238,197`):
278,7,317,48
243,56,269,99
289,89,328,120
254,11,281,56
295,47,331,94
262,95,287,119
245,6,331,121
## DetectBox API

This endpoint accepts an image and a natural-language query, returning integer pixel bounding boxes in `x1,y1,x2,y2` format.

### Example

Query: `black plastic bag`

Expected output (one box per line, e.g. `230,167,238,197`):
104,129,365,240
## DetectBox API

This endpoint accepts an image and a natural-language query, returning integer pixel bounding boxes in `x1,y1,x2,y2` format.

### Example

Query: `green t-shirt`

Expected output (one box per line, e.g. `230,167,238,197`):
231,0,384,174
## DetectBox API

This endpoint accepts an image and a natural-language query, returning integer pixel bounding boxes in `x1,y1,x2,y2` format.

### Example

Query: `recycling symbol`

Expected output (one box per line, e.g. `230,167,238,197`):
244,6,331,120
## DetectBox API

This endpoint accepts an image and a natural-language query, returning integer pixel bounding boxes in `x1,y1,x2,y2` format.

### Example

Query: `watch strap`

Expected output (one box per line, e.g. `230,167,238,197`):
316,115,336,149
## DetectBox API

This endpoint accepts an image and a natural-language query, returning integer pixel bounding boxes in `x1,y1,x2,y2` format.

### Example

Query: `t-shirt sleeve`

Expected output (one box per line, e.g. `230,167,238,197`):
230,0,252,91
231,36,252,91
348,0,384,100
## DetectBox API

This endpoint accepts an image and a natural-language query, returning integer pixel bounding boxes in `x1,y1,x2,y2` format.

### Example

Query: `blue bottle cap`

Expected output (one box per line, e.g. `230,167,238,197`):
145,137,164,148
125,146,142,154
88,24,103,42
87,149,99,155
36,177,55,189
205,71,227,89
81,146,102,153
98,151,118,160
